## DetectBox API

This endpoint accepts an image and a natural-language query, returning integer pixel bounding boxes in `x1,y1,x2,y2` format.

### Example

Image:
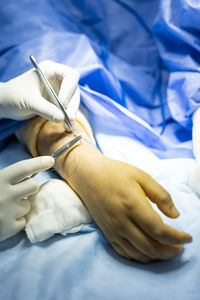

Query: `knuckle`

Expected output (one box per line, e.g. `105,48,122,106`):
159,190,172,205
121,197,135,211
24,200,31,214
132,167,145,181
109,216,126,233
151,225,164,239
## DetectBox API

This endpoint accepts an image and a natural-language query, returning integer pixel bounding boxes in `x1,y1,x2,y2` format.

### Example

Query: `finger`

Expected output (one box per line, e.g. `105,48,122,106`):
66,87,80,121
128,182,192,245
121,219,183,260
111,242,132,260
115,238,152,263
136,170,180,218
9,157,54,184
102,227,132,260
101,226,132,260
39,60,79,82
17,199,31,217
30,95,65,122
15,217,26,232
120,218,160,258
58,69,80,108
13,178,39,200
154,243,183,260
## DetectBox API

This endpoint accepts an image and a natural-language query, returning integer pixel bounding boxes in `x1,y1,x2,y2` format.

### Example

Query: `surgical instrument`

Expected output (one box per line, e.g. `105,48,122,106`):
29,55,75,134
16,135,82,183
52,134,82,159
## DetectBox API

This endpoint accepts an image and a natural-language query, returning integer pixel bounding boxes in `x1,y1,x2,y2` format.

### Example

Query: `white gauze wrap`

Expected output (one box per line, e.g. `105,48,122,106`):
25,179,93,243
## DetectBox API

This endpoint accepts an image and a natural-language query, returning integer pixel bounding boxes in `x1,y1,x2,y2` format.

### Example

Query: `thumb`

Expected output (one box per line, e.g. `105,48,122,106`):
8,156,55,184
136,170,180,218
30,96,65,122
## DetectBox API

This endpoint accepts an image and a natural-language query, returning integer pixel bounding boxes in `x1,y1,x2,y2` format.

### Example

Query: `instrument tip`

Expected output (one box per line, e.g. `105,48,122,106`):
29,55,37,68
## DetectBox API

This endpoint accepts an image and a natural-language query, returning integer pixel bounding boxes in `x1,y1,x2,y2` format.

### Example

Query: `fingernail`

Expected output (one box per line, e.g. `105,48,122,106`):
183,236,193,244
171,206,180,217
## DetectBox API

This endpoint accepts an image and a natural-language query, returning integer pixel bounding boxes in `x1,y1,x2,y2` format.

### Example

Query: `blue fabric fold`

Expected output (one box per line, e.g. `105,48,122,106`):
0,0,198,156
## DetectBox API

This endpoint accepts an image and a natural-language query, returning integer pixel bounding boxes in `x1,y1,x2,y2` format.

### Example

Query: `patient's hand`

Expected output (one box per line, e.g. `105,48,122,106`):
77,158,192,262
35,119,192,263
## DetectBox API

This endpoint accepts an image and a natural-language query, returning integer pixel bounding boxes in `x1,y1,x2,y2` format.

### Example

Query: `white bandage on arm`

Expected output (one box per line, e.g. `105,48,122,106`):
25,179,93,243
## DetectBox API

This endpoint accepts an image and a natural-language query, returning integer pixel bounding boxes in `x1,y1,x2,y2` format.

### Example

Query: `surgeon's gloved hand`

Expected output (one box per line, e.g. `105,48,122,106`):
0,60,80,123
0,156,54,242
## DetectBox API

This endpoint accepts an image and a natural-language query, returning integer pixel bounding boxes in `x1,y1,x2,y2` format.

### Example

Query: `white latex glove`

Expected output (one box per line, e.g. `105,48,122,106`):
0,156,54,242
0,60,80,122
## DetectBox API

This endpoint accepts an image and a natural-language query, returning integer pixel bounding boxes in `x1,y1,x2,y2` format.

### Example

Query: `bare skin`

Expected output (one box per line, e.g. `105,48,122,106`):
35,119,192,263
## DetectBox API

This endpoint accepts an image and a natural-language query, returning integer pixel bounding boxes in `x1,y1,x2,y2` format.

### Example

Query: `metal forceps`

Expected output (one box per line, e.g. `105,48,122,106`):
51,134,82,159
29,55,75,134
16,135,82,184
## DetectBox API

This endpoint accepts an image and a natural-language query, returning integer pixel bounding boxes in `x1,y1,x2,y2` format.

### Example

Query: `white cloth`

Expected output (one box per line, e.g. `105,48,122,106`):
25,179,93,243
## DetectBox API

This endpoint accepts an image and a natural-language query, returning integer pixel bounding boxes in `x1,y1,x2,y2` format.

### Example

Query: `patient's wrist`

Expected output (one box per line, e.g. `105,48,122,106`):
36,119,99,180
37,120,92,155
